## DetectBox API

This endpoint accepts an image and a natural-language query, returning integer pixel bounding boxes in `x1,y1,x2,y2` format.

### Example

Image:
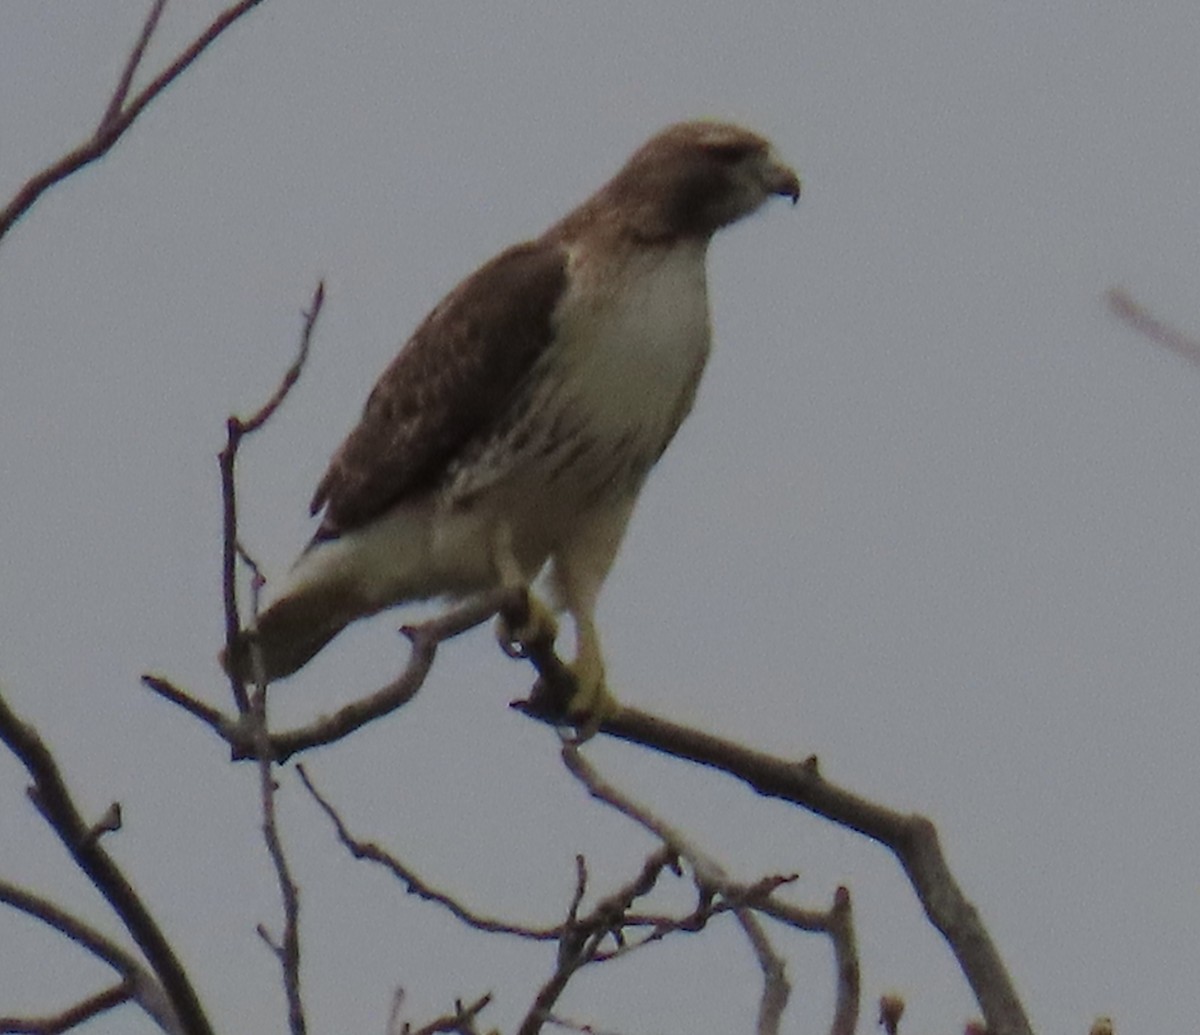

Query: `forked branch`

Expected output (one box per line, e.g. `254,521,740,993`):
0,694,210,1035
0,0,268,245
582,708,1031,1035
218,280,325,714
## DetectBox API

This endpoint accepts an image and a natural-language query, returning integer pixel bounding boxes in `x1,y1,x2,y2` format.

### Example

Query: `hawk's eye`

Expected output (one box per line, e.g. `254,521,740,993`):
705,141,756,165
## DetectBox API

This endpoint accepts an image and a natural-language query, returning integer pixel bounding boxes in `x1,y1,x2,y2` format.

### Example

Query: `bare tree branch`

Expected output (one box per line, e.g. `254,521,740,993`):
303,749,752,1035
513,848,671,1035
219,280,325,714
0,880,141,977
305,752,804,1016
153,558,1024,1035
734,908,790,1035
101,0,169,128
1107,287,1200,367
260,591,506,759
145,587,522,761
298,763,561,940
559,745,793,1035
825,886,860,1035
540,1017,628,1035
0,692,210,1035
237,281,325,435
735,886,859,1035
0,0,268,245
0,982,133,1035
251,698,306,1035
140,674,230,734
405,993,494,1035
581,709,1030,1035
0,880,180,1034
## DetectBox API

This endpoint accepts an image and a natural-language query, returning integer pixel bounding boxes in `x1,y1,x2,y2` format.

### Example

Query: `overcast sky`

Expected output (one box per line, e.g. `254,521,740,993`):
3,2,1200,1033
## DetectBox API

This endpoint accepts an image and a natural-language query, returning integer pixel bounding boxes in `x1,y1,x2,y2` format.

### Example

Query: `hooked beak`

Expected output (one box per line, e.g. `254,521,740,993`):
767,160,801,204
760,145,801,204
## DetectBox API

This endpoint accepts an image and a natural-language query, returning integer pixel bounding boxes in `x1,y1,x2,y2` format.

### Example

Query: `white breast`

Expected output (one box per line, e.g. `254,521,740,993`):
432,238,714,577
554,239,712,453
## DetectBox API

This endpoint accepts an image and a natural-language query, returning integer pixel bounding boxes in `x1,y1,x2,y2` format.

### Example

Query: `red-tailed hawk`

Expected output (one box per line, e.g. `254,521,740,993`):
225,120,800,723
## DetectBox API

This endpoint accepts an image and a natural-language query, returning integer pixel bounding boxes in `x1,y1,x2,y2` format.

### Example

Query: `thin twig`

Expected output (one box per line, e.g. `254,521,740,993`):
303,751,798,986
0,880,141,975
0,981,133,1035
0,0,268,244
236,541,268,616
101,0,169,129
304,746,691,1035
298,764,560,940
304,713,845,1034
252,697,306,1035
559,745,791,1035
560,746,727,889
140,675,231,736
540,1018,628,1035
1107,288,1200,367
220,281,325,714
239,281,324,434
587,875,793,962
565,855,588,929
514,929,597,1035
81,802,123,846
406,993,494,1035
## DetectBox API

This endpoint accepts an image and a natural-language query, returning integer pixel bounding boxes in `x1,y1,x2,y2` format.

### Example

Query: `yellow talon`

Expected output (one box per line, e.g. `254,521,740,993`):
563,634,621,741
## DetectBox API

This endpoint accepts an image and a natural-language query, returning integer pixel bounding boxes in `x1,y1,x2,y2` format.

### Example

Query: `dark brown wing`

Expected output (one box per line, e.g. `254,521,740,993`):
310,239,569,538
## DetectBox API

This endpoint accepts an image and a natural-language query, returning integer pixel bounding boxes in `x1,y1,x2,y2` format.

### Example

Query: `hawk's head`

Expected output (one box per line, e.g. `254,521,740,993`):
596,120,800,243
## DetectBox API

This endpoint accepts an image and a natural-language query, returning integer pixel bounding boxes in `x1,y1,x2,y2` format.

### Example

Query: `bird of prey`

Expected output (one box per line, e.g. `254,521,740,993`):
225,120,800,725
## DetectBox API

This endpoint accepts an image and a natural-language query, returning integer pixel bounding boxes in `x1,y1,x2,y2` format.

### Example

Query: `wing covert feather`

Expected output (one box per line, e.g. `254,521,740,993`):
311,239,569,537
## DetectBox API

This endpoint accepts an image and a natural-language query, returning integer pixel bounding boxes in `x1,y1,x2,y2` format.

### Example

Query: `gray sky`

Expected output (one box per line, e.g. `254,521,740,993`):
3,2,1200,1032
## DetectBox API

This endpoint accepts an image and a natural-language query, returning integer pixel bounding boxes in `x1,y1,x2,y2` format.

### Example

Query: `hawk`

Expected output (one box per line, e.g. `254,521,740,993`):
225,120,800,724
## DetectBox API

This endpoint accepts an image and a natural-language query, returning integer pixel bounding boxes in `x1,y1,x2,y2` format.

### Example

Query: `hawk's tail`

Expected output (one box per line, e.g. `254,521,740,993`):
220,576,371,684
219,505,447,683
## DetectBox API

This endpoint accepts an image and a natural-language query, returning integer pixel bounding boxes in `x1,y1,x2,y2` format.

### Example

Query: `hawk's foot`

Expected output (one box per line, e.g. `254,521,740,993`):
495,591,558,659
562,650,621,742
517,645,621,740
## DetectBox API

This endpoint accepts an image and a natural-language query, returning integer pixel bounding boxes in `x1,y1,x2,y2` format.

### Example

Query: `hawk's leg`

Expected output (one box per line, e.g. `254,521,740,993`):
491,522,558,658
548,501,634,737
564,612,620,740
